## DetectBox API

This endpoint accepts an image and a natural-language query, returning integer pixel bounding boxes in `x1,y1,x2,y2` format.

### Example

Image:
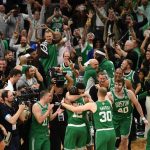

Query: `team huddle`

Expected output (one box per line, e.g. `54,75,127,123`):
30,77,148,150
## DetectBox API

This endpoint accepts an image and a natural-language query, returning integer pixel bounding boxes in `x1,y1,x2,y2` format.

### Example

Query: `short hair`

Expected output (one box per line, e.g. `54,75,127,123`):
1,90,9,100
9,69,22,77
24,66,32,74
115,77,125,86
97,71,108,79
98,87,107,97
40,90,50,99
126,59,133,68
45,29,52,34
63,51,70,57
4,50,13,56
76,82,86,90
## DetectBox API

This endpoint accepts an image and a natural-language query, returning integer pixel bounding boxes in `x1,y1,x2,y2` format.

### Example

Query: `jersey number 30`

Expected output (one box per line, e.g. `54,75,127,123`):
99,111,112,122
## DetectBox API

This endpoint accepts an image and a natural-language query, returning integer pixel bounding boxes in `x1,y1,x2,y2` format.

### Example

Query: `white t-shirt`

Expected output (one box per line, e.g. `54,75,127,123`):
4,80,14,92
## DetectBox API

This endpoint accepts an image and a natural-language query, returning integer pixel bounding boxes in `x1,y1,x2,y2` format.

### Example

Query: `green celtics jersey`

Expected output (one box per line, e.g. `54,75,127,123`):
111,88,133,119
93,100,113,130
123,70,135,88
67,97,87,125
51,17,63,32
30,102,49,137
60,63,76,84
61,63,73,77
108,78,115,91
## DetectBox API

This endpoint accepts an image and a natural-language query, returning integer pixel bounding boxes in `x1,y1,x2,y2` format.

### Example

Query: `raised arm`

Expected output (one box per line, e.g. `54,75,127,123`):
62,101,96,113
27,0,33,20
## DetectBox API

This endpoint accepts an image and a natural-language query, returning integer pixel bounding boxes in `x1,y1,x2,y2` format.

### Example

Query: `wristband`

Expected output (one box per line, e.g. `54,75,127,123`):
142,117,146,121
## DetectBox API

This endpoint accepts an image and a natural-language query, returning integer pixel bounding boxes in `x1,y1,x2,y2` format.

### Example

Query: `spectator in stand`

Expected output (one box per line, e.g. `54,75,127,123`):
0,59,7,88
0,5,7,37
4,50,16,78
3,4,29,39
4,69,22,92
27,0,46,44
141,49,150,76
0,31,8,59
138,0,150,26
9,35,30,65
16,66,40,90
115,40,139,70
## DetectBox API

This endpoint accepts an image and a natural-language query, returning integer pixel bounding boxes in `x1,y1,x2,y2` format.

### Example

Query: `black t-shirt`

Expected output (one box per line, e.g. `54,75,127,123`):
89,85,98,102
0,103,18,133
50,87,68,126
126,50,138,70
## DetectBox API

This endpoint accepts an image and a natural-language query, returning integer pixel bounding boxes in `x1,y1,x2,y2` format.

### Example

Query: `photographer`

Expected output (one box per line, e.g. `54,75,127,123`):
49,68,74,150
0,90,7,150
0,90,25,150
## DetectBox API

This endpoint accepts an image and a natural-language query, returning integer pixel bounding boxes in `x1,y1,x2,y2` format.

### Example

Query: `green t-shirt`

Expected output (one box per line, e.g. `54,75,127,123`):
40,44,58,74
83,65,97,87
3,40,8,50
99,59,115,78
93,100,114,130
30,102,49,137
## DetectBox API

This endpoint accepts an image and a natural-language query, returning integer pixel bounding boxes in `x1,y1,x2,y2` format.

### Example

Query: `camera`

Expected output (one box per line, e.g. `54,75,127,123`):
14,88,40,107
0,71,3,77
49,67,67,87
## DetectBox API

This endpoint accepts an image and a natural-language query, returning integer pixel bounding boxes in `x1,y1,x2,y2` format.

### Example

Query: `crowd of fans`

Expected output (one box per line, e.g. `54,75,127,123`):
0,0,150,150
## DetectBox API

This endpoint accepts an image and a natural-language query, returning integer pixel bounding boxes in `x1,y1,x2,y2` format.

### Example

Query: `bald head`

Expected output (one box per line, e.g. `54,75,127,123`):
124,40,135,51
89,59,99,69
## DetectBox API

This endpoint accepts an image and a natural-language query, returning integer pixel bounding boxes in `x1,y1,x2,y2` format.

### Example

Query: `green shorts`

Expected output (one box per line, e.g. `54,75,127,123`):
64,124,88,150
29,135,50,150
113,116,132,138
95,128,116,150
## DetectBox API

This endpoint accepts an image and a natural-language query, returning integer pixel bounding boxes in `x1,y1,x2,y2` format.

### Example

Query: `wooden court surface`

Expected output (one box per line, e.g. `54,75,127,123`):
131,138,146,150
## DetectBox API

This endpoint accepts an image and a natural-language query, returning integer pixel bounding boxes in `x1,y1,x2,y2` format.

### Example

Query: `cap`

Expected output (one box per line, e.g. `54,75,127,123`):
31,44,38,50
